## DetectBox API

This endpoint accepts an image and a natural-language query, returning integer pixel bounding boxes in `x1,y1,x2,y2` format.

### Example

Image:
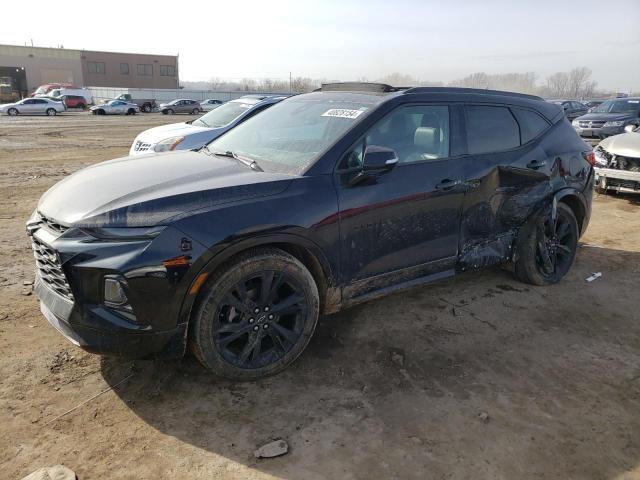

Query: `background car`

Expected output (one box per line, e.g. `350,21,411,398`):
201,99,224,111
130,95,288,155
38,88,93,105
90,100,140,115
159,99,202,115
59,95,87,109
593,124,640,194
0,97,65,116
572,97,640,139
548,100,589,121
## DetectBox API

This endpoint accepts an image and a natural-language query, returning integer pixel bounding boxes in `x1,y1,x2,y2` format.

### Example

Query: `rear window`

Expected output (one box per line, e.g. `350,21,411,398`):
465,105,520,155
511,108,549,144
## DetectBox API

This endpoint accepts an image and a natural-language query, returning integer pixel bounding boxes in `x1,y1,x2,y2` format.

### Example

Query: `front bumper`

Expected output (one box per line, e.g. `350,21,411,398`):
573,125,625,139
595,167,640,194
36,278,186,357
29,222,209,359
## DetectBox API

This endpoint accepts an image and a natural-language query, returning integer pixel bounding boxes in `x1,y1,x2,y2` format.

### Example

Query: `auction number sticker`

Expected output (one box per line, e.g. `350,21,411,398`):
322,109,364,119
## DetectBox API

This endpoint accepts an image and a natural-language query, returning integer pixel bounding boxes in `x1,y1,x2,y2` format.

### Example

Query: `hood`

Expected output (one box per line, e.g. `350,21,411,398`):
575,112,636,122
0,102,18,109
37,151,293,227
136,121,214,143
599,132,640,158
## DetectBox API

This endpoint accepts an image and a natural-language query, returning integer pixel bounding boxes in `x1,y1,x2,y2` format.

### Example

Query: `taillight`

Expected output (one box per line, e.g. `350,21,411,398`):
583,151,596,167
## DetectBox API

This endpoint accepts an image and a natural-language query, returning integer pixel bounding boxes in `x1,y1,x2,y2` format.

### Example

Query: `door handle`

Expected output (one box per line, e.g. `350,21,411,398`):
526,160,546,170
435,179,462,190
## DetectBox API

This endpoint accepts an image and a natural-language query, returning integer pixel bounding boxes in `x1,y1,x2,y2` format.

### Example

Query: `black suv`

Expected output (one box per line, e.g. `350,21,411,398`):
28,83,595,380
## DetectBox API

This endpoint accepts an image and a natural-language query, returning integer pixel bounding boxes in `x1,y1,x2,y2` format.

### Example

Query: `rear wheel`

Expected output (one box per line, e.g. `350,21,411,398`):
46,108,56,116
127,108,136,115
514,203,578,285
190,248,320,380
191,108,200,115
7,108,18,116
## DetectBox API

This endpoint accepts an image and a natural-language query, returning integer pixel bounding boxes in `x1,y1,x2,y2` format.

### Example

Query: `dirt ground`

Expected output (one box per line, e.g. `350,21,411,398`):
1,112,639,480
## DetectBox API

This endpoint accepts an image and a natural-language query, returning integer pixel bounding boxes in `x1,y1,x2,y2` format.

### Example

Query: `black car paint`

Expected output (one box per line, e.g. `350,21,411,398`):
28,88,594,359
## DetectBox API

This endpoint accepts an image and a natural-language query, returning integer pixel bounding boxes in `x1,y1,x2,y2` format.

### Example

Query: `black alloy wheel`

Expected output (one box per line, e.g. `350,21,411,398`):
190,248,319,380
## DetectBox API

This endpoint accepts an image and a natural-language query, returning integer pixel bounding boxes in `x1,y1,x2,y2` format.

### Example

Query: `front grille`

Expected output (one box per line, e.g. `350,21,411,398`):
32,236,74,301
39,214,69,235
578,120,605,128
134,141,152,152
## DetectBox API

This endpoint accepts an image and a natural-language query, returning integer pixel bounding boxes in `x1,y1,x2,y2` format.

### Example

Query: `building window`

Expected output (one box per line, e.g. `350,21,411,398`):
87,61,105,74
160,65,176,76
137,64,153,76
120,63,129,75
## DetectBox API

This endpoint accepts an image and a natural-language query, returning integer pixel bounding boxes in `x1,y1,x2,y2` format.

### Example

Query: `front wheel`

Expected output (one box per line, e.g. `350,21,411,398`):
7,108,18,116
127,108,136,115
165,108,174,115
191,108,200,115
190,248,320,380
142,104,151,113
514,202,578,285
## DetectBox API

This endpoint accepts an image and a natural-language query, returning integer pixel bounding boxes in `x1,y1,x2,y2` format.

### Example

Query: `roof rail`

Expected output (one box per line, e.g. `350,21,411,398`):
319,82,409,93
403,86,544,101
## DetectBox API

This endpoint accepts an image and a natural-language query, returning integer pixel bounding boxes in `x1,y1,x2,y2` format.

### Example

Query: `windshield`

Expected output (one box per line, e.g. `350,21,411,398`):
205,96,373,175
34,86,50,94
593,99,640,114
193,100,258,128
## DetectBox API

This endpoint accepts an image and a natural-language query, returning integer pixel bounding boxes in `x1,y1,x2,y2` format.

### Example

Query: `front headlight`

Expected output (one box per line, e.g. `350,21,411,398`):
154,136,185,152
572,119,580,126
81,226,166,240
603,121,624,127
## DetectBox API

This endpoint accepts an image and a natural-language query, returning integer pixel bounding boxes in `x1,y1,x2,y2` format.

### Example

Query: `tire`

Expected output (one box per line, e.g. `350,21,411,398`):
191,108,200,115
46,108,56,116
7,108,18,116
190,247,320,380
127,108,136,115
78,103,86,110
514,202,579,286
166,108,174,115
142,104,151,113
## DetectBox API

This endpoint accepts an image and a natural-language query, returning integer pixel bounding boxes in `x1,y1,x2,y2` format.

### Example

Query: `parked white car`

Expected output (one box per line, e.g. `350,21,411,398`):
594,124,640,194
201,99,224,111
0,97,66,116
36,88,93,105
90,100,140,115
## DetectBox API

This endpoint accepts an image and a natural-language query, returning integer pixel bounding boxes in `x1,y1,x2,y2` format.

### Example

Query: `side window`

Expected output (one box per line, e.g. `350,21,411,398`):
23,99,34,104
511,108,550,144
340,105,450,168
465,105,519,154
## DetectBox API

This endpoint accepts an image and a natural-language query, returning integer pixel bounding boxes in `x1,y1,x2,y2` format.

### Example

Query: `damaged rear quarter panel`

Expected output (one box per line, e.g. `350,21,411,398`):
458,119,590,271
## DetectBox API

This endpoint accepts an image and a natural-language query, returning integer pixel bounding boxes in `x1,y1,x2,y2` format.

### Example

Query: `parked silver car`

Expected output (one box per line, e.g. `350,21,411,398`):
0,97,66,116
90,100,140,115
159,99,202,115
201,99,223,111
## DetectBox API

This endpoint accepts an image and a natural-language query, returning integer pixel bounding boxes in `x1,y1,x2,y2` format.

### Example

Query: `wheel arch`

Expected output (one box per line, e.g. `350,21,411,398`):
554,189,587,235
176,233,339,354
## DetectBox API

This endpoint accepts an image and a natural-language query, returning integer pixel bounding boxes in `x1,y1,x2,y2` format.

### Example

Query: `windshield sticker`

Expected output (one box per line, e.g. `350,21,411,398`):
322,109,364,119
628,100,639,103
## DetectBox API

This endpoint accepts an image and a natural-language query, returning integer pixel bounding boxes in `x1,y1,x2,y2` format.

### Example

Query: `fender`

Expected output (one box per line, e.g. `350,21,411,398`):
176,232,338,337
553,186,589,235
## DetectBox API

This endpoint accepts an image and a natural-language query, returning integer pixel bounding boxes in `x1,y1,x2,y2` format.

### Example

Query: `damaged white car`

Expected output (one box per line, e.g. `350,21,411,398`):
594,124,640,194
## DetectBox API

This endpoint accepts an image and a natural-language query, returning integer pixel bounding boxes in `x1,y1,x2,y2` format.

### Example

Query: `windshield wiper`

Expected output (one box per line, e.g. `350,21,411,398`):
207,149,263,172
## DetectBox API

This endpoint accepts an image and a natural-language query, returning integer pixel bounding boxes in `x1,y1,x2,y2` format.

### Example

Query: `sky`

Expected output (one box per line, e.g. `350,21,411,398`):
3,0,639,91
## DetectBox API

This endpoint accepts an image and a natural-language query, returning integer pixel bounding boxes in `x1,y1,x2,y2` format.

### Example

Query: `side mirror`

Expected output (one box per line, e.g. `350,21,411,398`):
362,145,399,172
624,124,637,133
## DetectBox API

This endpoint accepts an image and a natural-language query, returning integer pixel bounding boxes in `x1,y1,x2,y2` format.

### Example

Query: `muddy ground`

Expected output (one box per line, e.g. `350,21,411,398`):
1,112,639,480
